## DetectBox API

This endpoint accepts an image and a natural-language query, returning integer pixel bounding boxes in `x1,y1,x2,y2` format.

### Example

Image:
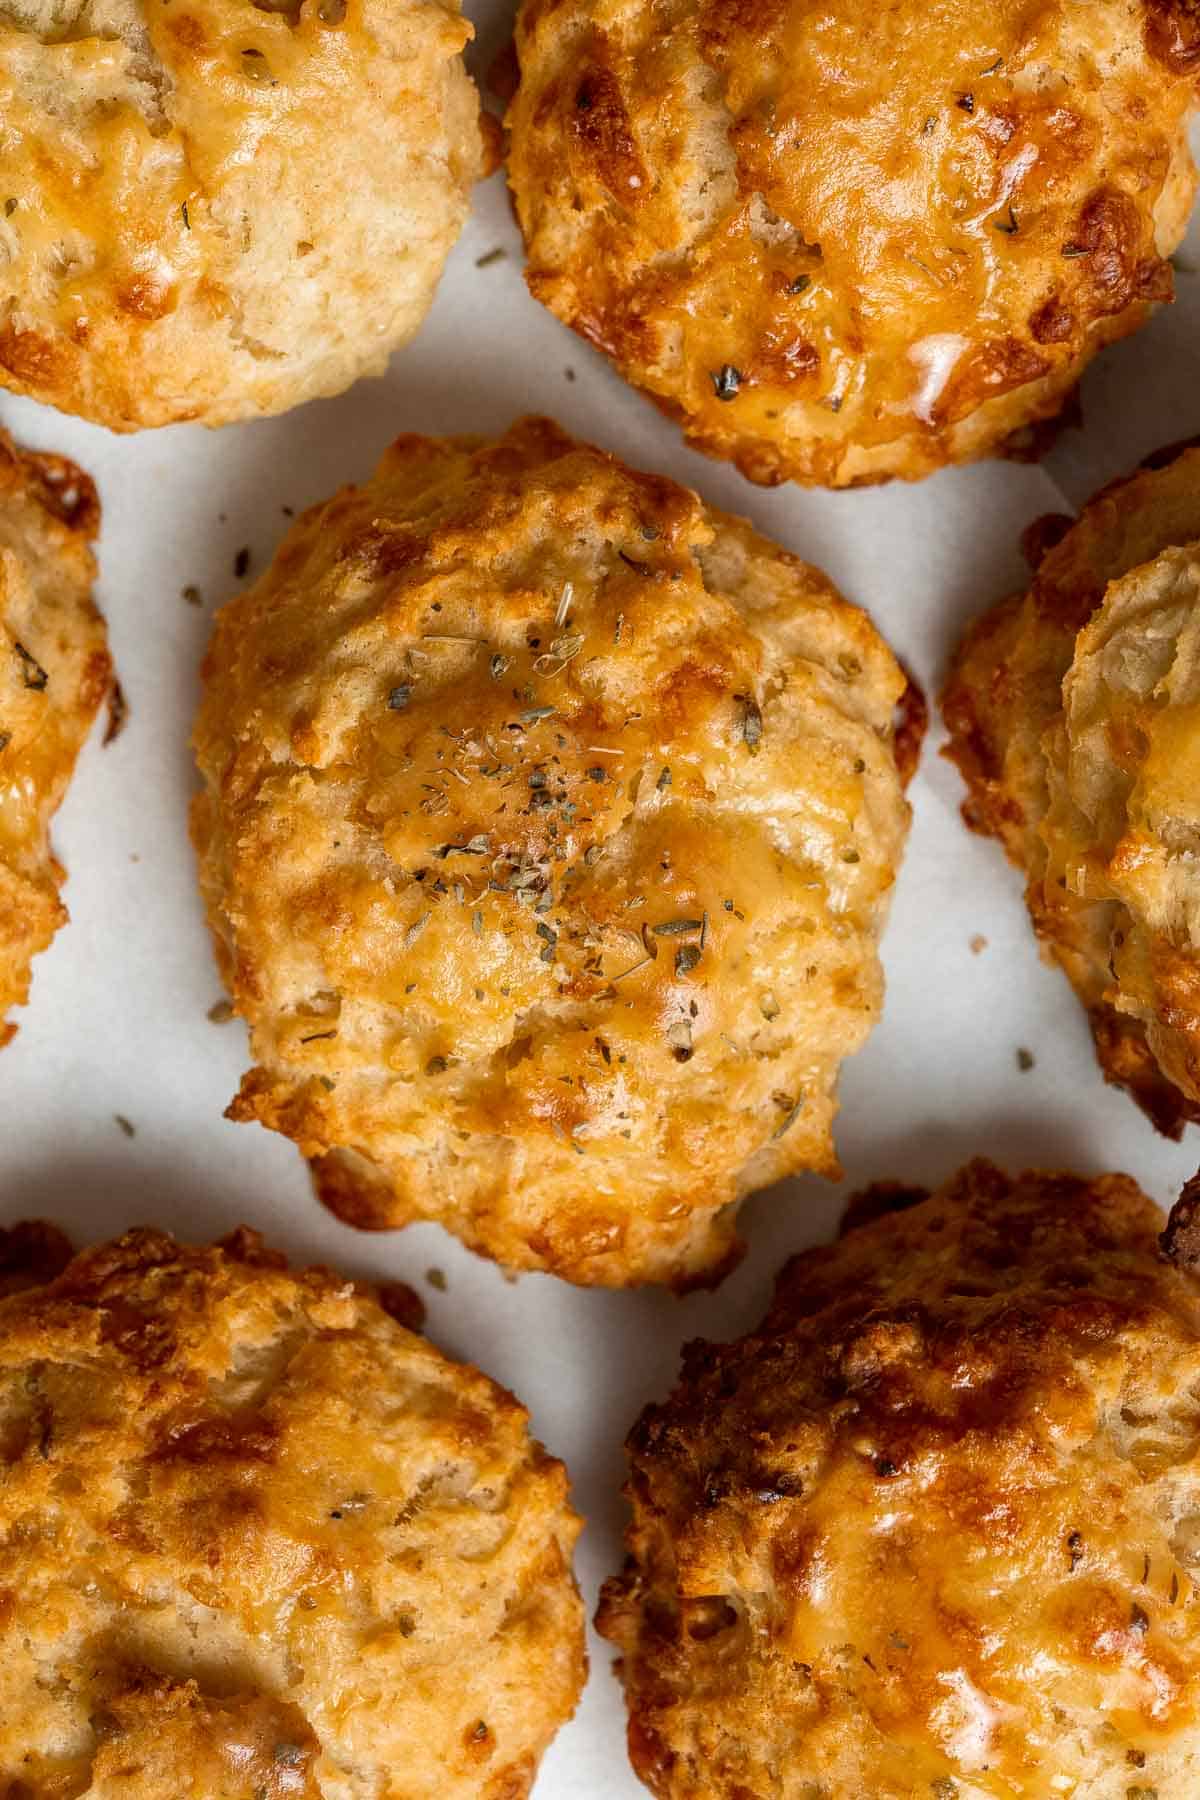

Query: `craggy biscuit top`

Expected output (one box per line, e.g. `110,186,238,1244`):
508,0,1198,487
0,0,482,427
600,1160,1200,1797
192,416,914,1288
0,1223,585,1797
943,444,1200,1136
0,429,109,1046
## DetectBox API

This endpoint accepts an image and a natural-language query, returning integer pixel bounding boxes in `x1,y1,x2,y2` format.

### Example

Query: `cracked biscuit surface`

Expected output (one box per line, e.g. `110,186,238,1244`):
0,1221,584,1798
192,416,915,1287
0,0,482,428
943,443,1200,1137
0,428,109,1048
507,0,1198,487
600,1160,1200,1797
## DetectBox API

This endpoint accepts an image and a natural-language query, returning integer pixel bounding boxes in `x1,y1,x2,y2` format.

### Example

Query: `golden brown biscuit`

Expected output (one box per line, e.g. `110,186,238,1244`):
0,1223,585,1796
599,1159,1200,1798
191,416,916,1288
507,0,1199,488
943,442,1200,1137
0,430,110,1047
0,0,482,429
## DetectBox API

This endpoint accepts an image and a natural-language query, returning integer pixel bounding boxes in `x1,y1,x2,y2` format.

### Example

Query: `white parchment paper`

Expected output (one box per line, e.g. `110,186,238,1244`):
0,40,1197,1792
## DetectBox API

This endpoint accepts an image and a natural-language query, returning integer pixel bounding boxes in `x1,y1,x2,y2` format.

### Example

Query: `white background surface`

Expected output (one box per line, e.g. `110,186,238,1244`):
0,30,1198,1791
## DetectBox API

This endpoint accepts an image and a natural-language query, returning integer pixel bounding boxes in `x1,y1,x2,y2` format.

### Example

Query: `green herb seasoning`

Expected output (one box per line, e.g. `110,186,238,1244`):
436,834,489,858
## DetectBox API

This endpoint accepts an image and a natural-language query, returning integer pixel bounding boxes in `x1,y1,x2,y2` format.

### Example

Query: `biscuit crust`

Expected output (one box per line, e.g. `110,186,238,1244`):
0,430,110,1047
943,444,1200,1136
0,0,482,429
192,416,915,1287
599,1160,1200,1797
0,1224,585,1797
507,0,1198,488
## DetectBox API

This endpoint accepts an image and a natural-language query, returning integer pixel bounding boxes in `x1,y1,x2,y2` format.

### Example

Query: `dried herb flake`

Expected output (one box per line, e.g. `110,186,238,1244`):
14,642,47,691
738,695,763,752
710,363,743,401
436,833,490,858
773,1095,804,1138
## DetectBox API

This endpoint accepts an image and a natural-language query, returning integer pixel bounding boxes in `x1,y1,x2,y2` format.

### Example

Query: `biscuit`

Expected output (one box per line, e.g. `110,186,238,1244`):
0,430,110,1048
192,416,916,1287
943,442,1200,1136
599,1159,1200,1797
0,1223,585,1795
0,0,483,428
507,0,1198,487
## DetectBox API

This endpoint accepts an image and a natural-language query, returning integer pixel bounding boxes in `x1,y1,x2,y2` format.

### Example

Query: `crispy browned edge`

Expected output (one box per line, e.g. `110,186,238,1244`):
0,432,113,1051
0,1220,425,1327
939,441,1200,1141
